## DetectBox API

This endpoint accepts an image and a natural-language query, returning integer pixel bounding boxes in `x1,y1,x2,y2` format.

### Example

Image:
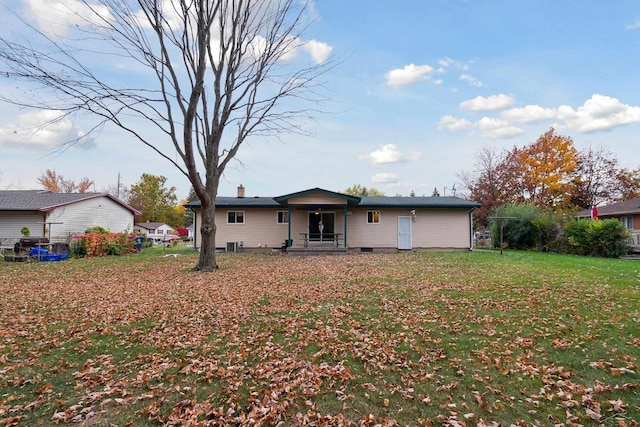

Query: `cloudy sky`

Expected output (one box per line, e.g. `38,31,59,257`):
1,1,640,199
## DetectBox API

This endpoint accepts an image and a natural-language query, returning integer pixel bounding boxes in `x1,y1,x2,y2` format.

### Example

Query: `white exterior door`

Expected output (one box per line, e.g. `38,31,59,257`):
397,216,412,250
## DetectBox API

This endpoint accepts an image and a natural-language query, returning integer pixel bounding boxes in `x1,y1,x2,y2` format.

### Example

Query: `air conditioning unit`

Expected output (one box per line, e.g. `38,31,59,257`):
226,242,239,252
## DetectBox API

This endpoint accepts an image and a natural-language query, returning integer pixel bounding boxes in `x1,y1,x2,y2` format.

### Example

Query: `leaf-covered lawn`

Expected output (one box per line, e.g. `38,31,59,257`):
0,251,638,426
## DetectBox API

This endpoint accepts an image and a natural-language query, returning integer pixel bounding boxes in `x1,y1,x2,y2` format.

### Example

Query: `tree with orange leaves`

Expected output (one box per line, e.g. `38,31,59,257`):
503,128,578,209
37,169,94,193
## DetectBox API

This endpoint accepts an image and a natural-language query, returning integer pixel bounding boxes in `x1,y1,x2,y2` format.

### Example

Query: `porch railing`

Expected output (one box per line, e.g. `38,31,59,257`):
627,230,640,247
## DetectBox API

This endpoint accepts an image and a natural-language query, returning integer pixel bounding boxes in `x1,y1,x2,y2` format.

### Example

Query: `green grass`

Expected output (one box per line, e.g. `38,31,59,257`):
0,250,638,425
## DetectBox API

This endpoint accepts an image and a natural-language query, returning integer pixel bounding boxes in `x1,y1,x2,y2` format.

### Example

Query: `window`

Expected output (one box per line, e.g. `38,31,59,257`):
277,211,289,224
367,210,380,224
620,216,633,229
157,229,164,235
227,211,245,224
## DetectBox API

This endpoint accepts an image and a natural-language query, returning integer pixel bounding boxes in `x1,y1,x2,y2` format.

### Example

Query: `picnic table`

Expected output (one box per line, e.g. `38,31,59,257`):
299,233,343,247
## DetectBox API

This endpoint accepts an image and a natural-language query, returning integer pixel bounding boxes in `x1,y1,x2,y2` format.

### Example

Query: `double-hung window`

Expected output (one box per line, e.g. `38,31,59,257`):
620,216,633,229
277,211,289,224
367,210,380,224
227,211,245,224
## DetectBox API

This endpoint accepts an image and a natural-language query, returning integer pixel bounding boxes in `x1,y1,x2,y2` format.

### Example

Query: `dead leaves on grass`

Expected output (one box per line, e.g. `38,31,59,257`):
0,253,638,425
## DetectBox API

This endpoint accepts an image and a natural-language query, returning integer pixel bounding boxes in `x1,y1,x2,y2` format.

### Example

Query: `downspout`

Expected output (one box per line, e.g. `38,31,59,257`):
191,207,198,250
343,206,347,248
287,205,292,247
469,208,475,251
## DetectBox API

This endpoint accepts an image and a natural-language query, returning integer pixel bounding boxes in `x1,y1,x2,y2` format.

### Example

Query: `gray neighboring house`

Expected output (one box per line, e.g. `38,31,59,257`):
0,190,140,246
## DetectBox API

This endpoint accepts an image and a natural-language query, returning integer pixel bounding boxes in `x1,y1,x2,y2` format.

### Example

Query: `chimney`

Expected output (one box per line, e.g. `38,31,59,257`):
237,184,245,198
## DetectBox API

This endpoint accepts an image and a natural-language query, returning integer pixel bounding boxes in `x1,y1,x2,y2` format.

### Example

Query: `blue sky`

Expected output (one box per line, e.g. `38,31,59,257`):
1,1,640,200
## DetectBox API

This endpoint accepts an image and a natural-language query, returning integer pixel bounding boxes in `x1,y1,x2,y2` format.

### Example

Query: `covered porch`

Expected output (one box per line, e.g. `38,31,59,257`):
273,188,361,251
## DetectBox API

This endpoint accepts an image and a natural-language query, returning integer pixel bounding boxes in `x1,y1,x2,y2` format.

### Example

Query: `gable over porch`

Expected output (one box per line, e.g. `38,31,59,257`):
274,188,361,248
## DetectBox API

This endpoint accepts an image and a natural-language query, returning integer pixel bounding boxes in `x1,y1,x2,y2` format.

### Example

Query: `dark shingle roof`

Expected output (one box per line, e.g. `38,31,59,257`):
359,196,480,208
184,189,480,210
184,197,280,208
576,197,640,217
0,190,141,215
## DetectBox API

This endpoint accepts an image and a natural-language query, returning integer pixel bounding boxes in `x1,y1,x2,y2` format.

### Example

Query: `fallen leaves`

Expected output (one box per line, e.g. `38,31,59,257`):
0,252,638,425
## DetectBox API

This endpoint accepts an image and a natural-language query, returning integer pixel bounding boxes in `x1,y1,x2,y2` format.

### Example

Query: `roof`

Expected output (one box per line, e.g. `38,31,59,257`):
274,188,361,206
184,188,480,210
0,190,141,215
576,197,640,218
135,222,174,230
359,196,481,209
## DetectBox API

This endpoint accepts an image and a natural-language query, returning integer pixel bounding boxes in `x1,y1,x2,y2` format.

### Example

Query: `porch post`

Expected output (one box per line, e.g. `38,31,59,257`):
343,206,347,248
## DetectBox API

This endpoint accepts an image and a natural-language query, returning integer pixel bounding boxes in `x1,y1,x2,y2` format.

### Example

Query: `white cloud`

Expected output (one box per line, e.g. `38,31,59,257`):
359,144,403,166
477,117,523,138
409,150,422,161
0,110,93,150
501,105,559,122
460,73,485,87
564,94,640,132
500,94,640,132
460,94,514,112
385,64,434,87
437,57,469,71
437,115,473,132
25,0,113,36
626,18,640,30
303,39,332,64
371,173,399,184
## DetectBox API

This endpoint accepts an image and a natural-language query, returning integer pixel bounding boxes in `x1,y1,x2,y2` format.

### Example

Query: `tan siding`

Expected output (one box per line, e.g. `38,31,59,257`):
347,208,471,249
192,206,473,250
288,195,347,205
215,208,289,248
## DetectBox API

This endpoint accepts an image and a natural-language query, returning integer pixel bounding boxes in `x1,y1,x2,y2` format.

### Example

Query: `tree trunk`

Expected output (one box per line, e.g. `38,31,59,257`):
196,200,218,271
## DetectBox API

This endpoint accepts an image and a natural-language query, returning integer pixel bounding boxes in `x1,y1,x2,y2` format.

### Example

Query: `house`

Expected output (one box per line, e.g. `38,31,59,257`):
576,197,640,249
0,190,140,246
185,186,481,253
133,222,177,243
576,197,640,229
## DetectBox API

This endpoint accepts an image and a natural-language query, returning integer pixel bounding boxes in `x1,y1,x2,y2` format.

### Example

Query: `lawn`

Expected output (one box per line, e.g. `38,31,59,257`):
0,250,638,426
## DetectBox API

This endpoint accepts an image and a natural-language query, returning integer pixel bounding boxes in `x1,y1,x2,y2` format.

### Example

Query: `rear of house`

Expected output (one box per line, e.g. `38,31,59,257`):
185,187,480,253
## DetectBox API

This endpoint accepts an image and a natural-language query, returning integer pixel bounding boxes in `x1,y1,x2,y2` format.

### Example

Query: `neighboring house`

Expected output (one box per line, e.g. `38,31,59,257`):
133,222,177,243
185,186,481,253
576,197,640,249
0,190,140,245
576,197,640,230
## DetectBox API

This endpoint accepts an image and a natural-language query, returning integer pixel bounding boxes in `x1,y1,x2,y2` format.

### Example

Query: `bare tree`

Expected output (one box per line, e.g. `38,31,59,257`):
569,146,621,209
457,146,507,227
0,0,331,271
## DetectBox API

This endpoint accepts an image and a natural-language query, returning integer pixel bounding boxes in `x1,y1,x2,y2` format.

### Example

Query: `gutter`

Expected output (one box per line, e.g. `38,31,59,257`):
469,208,476,251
